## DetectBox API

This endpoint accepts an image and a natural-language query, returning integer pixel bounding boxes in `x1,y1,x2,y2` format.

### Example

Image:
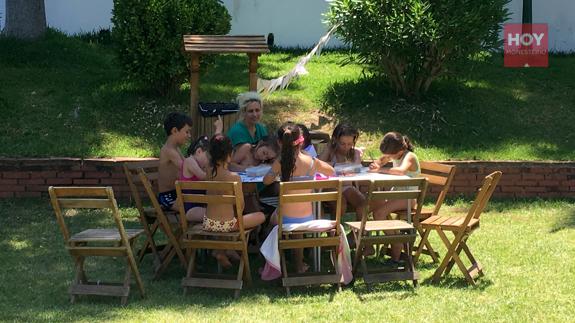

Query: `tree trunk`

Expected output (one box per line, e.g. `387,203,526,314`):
4,0,46,39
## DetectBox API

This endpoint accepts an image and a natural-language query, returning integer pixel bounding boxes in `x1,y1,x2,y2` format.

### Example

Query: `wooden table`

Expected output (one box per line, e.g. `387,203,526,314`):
240,172,411,271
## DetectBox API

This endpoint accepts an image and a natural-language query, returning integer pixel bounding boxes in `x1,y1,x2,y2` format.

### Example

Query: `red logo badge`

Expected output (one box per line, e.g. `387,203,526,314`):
504,24,548,67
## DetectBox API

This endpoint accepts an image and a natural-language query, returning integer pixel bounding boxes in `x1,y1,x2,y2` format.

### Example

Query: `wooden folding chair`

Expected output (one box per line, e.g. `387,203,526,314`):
176,181,252,298
123,161,172,269
138,168,187,279
277,179,344,296
395,161,456,262
48,186,145,305
415,171,502,285
347,178,428,287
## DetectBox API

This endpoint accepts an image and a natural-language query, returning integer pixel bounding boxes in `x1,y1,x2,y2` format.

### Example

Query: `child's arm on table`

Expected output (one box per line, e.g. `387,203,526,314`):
379,154,416,176
369,155,390,172
229,143,251,172
314,157,335,177
263,160,280,185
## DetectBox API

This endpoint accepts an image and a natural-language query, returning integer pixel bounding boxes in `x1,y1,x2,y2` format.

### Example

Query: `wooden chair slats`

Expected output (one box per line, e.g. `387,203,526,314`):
277,179,342,191
69,228,142,242
281,191,340,203
371,190,422,201
415,171,502,285
277,179,344,296
176,180,236,191
176,181,252,298
348,178,428,287
419,161,454,173
57,199,114,209
347,219,415,231
49,187,110,197
137,168,188,279
48,186,145,305
180,194,236,205
422,173,449,186
393,161,457,263
123,161,181,275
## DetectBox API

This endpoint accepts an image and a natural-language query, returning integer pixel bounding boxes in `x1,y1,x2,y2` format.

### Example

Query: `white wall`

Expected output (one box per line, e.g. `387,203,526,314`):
505,0,575,52
221,0,343,47
0,0,573,51
0,0,114,34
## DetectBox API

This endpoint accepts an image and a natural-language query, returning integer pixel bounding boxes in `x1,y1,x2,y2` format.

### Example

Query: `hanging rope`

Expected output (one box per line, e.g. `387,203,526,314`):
257,24,340,97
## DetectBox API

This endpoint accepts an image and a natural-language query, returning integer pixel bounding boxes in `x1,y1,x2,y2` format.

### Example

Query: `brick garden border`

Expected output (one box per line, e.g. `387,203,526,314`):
1,158,574,199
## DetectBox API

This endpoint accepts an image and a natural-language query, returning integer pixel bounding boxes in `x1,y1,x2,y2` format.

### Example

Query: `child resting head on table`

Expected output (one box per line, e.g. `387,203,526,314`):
229,135,279,172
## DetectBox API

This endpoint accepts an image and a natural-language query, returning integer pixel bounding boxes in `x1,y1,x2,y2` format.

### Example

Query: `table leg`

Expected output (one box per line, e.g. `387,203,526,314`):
313,200,322,272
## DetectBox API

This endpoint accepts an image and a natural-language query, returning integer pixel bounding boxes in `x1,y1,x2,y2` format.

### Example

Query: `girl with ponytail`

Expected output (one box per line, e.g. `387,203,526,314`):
263,122,334,273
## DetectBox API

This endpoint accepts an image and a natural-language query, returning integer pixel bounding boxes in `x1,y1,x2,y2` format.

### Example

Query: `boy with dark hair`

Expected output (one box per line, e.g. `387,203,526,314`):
158,112,193,210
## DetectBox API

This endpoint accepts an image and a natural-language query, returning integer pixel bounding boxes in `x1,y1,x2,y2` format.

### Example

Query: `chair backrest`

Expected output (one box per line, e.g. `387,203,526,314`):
309,130,330,155
195,113,239,140
123,160,162,213
137,168,178,233
459,171,502,229
48,186,130,246
277,179,343,238
419,161,456,215
360,178,428,233
175,180,244,236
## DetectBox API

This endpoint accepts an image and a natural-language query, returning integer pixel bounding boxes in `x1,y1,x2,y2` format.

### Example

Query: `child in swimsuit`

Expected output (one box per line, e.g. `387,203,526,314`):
179,135,210,222
157,112,193,211
319,123,366,222
368,131,421,261
179,118,223,221
263,122,335,273
206,135,265,268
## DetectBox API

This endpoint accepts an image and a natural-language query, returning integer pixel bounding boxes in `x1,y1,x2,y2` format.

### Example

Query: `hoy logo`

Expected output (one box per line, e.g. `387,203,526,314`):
504,24,548,67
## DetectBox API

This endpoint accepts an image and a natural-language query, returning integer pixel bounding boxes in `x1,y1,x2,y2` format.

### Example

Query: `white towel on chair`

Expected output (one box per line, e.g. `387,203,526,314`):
259,220,353,284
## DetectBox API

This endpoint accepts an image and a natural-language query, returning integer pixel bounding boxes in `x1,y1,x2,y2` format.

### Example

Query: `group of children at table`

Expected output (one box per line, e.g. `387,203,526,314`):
156,92,420,270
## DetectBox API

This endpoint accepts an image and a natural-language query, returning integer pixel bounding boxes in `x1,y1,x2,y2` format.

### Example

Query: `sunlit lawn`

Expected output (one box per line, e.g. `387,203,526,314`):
1,30,574,160
1,198,574,322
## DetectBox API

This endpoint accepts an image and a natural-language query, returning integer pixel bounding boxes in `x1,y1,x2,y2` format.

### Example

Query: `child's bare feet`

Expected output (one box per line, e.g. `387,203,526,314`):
214,251,232,269
225,250,241,262
296,262,310,274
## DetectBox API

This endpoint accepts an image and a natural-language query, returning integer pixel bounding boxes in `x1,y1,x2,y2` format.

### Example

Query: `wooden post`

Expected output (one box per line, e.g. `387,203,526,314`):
190,53,201,138
248,53,259,91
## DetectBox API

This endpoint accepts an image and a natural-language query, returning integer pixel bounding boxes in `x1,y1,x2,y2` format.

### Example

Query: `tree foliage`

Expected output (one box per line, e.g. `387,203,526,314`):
327,0,510,98
112,0,231,95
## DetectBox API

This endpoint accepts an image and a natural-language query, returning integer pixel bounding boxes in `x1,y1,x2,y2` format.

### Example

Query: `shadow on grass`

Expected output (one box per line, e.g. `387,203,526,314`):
320,55,575,160
350,279,417,302
550,206,575,233
420,275,493,291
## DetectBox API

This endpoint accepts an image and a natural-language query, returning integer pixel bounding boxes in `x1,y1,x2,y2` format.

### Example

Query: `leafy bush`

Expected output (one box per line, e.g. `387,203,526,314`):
326,0,509,98
112,0,231,95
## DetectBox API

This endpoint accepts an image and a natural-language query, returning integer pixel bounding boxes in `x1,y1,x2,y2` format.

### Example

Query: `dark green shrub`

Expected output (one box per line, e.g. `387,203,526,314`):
326,0,509,98
112,0,231,95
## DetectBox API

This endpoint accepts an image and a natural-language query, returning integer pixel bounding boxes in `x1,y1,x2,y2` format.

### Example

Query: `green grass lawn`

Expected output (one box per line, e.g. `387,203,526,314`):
1,198,574,322
1,30,574,160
